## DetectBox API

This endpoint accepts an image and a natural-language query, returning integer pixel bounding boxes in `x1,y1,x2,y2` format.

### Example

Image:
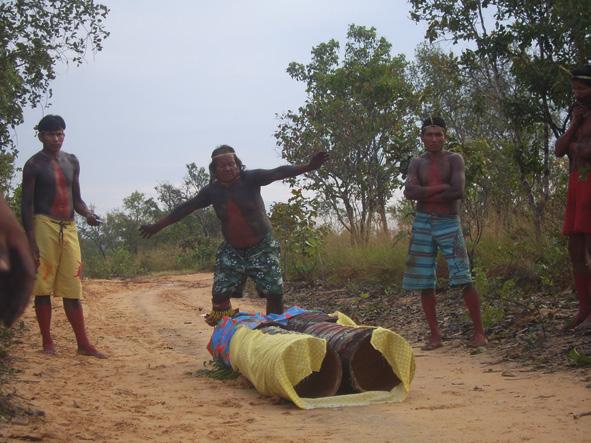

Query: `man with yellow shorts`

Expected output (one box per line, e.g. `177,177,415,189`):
21,115,106,358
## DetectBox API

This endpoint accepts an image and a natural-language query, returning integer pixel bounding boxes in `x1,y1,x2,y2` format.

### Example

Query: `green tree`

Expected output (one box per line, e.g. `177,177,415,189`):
276,24,418,244
409,0,591,237
0,0,109,192
270,188,325,281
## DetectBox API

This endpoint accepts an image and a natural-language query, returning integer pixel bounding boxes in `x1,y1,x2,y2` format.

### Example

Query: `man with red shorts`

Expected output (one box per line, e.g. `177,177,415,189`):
555,65,591,331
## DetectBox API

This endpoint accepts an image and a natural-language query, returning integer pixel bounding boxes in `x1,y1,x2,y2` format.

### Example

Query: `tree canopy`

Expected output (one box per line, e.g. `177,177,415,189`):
275,24,418,244
0,0,109,193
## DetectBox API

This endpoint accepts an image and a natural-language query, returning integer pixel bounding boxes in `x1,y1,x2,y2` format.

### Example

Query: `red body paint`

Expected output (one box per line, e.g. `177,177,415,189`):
225,199,258,248
51,161,71,219
424,157,447,214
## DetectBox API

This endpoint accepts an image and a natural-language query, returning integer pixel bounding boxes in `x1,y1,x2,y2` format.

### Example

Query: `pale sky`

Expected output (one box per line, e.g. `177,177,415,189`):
13,0,429,215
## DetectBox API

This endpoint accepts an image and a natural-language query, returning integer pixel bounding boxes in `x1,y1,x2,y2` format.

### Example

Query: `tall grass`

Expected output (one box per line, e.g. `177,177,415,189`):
283,214,571,294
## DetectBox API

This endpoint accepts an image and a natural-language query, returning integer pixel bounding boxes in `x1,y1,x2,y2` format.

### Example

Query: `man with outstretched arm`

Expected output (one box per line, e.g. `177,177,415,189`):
555,65,591,331
140,145,328,325
21,115,106,358
402,117,487,350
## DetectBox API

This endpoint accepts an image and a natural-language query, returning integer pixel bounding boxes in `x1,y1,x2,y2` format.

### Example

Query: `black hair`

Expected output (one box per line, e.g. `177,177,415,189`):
36,115,66,132
420,116,446,134
571,65,591,87
208,144,246,183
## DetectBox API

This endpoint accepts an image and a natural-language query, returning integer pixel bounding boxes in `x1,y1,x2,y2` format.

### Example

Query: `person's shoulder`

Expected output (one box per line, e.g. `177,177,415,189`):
240,169,258,182
23,151,45,169
61,151,79,162
446,151,464,161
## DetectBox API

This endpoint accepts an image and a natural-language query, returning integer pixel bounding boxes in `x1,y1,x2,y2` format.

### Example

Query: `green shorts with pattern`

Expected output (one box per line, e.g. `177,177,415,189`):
212,234,283,302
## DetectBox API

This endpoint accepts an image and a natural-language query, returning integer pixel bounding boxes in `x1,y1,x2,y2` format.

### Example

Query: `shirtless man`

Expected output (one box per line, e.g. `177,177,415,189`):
21,115,106,357
555,65,591,331
403,117,487,350
140,145,328,325
0,194,36,327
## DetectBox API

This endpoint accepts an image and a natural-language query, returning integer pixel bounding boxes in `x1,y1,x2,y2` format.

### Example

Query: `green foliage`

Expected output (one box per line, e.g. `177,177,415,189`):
0,0,109,190
191,359,240,380
79,163,221,278
473,267,508,328
312,232,407,287
409,1,591,240
270,188,325,281
567,348,591,367
276,24,419,244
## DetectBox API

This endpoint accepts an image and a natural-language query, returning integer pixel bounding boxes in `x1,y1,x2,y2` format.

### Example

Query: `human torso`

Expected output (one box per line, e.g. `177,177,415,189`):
207,171,272,248
569,110,591,173
28,151,76,221
416,151,460,215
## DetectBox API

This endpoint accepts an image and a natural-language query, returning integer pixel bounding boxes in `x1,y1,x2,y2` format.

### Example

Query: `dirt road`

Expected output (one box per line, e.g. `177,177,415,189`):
1,274,589,442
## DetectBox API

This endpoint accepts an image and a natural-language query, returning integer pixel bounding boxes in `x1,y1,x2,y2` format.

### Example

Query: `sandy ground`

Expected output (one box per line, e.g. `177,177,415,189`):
1,273,590,443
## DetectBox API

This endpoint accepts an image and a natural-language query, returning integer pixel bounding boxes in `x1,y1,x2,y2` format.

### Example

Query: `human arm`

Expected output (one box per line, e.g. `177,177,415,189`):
21,160,39,264
71,156,101,226
403,158,450,201
555,104,588,157
0,194,36,327
251,152,329,186
425,154,466,202
139,188,212,238
573,140,591,160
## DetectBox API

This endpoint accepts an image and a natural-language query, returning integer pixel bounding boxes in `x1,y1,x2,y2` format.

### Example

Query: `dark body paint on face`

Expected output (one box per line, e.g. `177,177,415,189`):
24,151,77,220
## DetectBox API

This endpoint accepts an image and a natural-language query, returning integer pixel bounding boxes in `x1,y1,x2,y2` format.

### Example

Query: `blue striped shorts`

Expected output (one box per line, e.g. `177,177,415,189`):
402,212,473,291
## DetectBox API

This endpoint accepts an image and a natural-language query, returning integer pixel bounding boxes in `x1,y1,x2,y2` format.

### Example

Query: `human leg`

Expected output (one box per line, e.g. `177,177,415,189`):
420,289,442,350
565,234,590,330
402,214,439,348
34,295,55,354
31,216,60,354
461,285,487,346
434,216,486,345
206,243,245,326
575,234,591,331
265,294,284,315
62,298,106,358
246,235,284,315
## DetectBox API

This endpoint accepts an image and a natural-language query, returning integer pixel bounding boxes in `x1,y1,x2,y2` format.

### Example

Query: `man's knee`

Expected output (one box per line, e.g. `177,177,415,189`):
420,289,436,299
62,297,81,307
34,295,51,306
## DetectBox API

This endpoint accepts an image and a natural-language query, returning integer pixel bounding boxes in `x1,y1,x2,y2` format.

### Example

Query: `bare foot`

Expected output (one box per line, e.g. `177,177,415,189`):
468,334,488,348
421,337,443,351
42,340,56,355
77,347,108,359
574,316,591,332
564,312,591,331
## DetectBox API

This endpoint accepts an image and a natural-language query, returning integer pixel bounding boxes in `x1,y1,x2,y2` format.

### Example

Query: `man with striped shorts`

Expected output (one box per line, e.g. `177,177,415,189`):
403,117,487,350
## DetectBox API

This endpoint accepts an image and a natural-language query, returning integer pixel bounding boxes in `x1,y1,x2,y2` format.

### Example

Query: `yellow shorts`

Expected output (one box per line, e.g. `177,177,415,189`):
32,215,83,299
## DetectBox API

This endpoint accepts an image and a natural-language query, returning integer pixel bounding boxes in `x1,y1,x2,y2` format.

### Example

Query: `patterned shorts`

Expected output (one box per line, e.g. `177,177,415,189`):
402,212,473,291
213,234,283,302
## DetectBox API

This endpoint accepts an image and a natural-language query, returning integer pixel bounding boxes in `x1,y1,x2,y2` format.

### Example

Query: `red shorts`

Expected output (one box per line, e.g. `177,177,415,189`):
563,170,591,235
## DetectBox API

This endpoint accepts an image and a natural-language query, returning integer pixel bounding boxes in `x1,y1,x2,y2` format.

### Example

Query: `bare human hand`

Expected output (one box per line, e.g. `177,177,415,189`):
86,213,102,226
308,151,329,170
572,102,589,125
139,223,161,239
